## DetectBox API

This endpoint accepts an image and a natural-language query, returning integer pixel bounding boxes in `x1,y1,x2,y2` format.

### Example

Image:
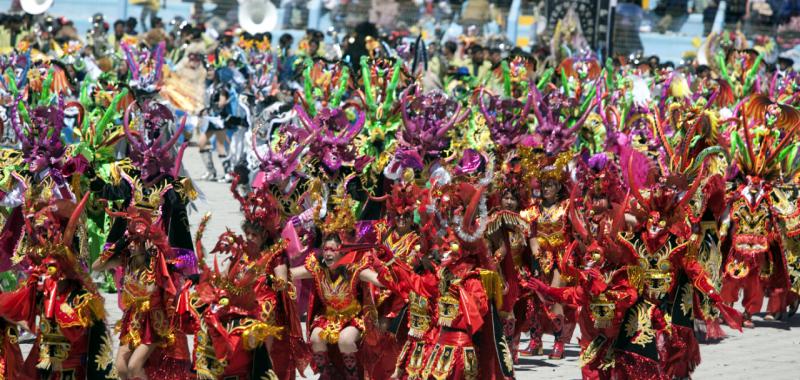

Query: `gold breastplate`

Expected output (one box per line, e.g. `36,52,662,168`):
408,292,431,338
436,270,461,328
589,292,616,329
632,237,675,300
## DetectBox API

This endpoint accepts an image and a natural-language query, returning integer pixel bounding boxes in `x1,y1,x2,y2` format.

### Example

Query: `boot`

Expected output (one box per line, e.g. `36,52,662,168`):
341,352,359,380
313,352,332,380
218,155,232,183
548,341,565,360
519,335,543,356
789,298,799,317
743,312,754,328
199,149,217,180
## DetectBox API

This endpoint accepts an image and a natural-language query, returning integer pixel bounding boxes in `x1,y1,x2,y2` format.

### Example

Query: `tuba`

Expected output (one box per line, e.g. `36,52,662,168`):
238,0,278,35
20,0,54,15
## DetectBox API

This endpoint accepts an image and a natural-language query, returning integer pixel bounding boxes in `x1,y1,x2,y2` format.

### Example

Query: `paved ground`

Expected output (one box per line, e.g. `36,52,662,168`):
24,146,800,379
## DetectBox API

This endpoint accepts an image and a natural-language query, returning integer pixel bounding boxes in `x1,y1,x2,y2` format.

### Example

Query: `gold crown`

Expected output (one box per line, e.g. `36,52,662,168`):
320,177,357,236
321,195,356,235
520,148,571,183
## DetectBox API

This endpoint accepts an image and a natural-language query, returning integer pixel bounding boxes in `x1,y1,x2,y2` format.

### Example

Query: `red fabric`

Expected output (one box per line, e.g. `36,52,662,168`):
613,351,668,380
456,277,488,335
704,318,727,340
363,331,402,380
663,324,701,379
2,336,22,380
145,347,192,380
0,282,36,329
721,269,765,314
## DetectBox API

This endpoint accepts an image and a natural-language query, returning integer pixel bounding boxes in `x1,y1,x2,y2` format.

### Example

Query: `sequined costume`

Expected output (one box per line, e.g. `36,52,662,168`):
177,229,284,380
0,196,115,380
616,179,742,379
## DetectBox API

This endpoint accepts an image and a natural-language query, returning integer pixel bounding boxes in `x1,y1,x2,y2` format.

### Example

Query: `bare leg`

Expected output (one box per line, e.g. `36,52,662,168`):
115,344,133,379
310,327,328,353
127,343,155,379
310,327,332,379
337,326,361,354
213,130,228,156
339,326,361,379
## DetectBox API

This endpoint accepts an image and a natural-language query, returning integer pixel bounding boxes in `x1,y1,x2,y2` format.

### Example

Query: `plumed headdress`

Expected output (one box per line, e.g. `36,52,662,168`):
123,104,187,184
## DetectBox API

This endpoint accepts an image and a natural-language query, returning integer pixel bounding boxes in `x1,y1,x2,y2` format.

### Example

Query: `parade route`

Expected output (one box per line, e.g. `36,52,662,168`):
178,146,800,380
18,146,799,380
173,147,800,379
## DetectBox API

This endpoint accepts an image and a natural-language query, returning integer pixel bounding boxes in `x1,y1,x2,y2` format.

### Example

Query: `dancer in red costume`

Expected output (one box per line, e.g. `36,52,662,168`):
93,205,190,380
369,181,426,379
230,176,311,379
617,162,742,379
720,94,800,326
289,188,387,380
485,154,533,363
177,222,284,380
0,195,115,380
519,149,575,359
409,179,514,380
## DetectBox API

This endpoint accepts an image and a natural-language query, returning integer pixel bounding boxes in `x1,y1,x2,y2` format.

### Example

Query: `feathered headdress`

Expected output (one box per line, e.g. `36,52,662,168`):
519,147,572,184
9,96,70,174
728,94,800,181
123,103,187,184
370,181,422,217
530,86,597,156
479,83,534,154
105,204,177,294
299,58,351,115
22,193,91,283
250,111,310,185
320,177,357,237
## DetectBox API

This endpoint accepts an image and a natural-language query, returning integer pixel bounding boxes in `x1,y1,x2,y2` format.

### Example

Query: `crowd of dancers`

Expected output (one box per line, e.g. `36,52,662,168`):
0,12,799,380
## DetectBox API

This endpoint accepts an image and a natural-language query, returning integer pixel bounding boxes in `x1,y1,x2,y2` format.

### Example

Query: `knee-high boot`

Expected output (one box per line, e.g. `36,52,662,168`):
199,149,217,180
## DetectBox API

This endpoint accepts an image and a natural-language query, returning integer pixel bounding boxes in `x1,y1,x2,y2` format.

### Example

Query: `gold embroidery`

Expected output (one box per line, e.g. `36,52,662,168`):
436,295,460,327
422,344,440,380
589,293,616,329
624,301,656,347
680,283,694,317
95,333,115,374
408,342,427,378
579,336,604,367
431,345,456,380
195,322,228,379
408,292,431,338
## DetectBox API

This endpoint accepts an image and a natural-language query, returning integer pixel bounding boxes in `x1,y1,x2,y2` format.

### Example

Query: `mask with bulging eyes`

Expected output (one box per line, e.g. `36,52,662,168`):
646,211,666,237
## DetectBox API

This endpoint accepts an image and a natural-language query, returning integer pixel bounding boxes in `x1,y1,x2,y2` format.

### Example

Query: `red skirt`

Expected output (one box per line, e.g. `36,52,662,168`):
423,330,479,380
